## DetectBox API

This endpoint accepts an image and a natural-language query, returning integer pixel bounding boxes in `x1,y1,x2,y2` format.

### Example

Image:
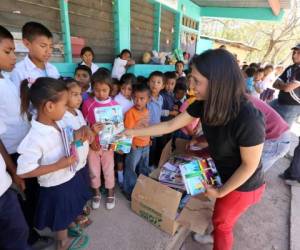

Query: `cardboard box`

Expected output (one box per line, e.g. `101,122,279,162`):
131,138,214,235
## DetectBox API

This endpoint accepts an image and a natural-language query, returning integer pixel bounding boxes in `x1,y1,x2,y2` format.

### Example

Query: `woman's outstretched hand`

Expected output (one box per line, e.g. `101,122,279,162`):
119,129,135,137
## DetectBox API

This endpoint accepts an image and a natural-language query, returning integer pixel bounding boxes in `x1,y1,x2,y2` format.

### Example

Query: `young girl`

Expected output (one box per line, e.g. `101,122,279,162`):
79,47,99,74
82,71,117,210
17,77,91,250
60,78,93,229
113,73,135,186
111,49,135,80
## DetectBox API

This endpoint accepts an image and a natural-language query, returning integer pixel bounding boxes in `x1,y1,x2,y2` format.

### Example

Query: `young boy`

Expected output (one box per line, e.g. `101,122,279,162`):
161,71,178,122
74,64,92,101
147,71,165,167
123,84,151,198
10,21,60,91
0,25,30,250
174,78,188,111
175,60,186,78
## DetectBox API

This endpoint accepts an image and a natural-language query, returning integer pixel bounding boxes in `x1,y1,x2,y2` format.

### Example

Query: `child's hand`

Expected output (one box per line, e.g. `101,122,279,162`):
74,126,93,142
12,173,26,192
90,140,101,151
92,122,104,134
57,156,77,169
169,110,179,116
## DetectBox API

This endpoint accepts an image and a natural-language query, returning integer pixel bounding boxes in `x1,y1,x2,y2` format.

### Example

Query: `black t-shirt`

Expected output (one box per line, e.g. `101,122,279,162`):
278,64,300,105
187,100,265,191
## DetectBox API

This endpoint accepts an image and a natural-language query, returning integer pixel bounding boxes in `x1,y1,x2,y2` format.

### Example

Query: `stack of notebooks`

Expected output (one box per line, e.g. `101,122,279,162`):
158,155,222,196
61,125,78,172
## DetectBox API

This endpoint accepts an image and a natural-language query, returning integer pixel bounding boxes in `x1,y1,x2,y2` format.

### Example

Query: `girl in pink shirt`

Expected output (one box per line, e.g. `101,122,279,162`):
82,70,117,210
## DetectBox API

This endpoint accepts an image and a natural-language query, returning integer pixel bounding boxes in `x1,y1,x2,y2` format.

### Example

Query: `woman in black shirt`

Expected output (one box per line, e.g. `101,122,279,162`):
124,49,266,250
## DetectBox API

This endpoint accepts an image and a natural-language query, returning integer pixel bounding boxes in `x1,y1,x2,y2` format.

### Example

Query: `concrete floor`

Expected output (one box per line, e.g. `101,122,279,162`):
42,129,300,250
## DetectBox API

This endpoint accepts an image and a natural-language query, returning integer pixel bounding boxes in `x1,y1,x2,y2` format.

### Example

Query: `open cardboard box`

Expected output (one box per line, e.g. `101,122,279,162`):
131,138,214,235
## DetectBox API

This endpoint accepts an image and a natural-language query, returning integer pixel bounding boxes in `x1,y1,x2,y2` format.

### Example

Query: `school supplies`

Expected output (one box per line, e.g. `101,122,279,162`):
94,105,132,153
180,157,222,196
61,126,78,172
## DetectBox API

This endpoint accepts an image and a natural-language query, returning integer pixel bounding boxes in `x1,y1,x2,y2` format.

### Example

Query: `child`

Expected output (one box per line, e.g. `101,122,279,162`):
0,25,53,248
161,71,178,122
245,67,256,95
114,73,135,115
111,78,120,98
59,78,93,228
260,65,276,101
74,65,92,101
175,60,186,78
0,25,30,250
123,84,151,197
147,71,164,167
17,77,91,250
173,78,188,111
79,47,99,74
10,22,60,92
111,49,135,80
113,74,135,186
82,70,117,210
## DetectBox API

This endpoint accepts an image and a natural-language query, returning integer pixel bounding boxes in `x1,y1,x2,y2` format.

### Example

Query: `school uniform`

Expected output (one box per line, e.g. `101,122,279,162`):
80,62,99,74
0,120,30,250
17,119,90,231
114,93,134,115
10,55,60,94
0,76,30,154
59,110,91,203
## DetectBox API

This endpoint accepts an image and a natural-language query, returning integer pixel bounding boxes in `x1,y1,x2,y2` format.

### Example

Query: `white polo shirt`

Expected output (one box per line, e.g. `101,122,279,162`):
0,76,30,154
80,62,99,74
0,120,12,197
17,119,75,187
10,55,60,93
111,57,128,80
114,93,134,115
58,110,89,171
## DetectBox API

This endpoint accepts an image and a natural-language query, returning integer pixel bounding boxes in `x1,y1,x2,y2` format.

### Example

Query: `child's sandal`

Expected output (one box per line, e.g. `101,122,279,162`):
68,234,90,250
106,196,115,210
76,215,93,228
83,205,91,216
68,224,83,238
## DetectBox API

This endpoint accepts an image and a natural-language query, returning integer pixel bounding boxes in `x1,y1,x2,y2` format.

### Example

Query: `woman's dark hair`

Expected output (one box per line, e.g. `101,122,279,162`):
120,73,137,86
91,68,112,90
80,46,95,57
20,77,67,119
120,49,132,58
190,49,246,126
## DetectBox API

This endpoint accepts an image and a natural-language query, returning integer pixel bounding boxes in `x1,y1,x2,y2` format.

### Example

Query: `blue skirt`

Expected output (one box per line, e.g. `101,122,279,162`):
35,167,91,231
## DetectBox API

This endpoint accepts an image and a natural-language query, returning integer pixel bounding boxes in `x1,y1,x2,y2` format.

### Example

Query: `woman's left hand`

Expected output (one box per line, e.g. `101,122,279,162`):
204,184,225,199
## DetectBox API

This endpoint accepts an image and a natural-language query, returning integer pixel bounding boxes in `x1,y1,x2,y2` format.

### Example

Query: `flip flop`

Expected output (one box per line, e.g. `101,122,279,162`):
68,224,83,238
68,234,90,250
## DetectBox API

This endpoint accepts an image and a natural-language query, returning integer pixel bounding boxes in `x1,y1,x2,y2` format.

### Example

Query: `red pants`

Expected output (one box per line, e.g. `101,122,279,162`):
212,184,265,250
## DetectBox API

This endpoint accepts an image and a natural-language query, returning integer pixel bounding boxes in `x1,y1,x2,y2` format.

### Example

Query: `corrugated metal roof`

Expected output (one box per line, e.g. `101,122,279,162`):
191,0,290,9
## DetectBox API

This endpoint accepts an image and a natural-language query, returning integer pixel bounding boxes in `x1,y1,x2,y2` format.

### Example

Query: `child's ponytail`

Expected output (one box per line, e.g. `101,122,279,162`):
20,79,31,119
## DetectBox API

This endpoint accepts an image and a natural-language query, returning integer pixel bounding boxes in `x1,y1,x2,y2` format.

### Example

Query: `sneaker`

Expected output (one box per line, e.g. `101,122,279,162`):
192,233,214,244
92,195,101,210
106,196,115,210
285,179,300,186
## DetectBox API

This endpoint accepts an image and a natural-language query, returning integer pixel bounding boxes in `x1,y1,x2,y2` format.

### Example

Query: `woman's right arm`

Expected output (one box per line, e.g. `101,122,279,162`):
18,156,76,178
125,111,196,137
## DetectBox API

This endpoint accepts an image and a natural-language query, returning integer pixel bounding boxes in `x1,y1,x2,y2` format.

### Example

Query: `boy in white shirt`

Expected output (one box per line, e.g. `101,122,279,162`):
111,49,135,80
10,21,60,93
